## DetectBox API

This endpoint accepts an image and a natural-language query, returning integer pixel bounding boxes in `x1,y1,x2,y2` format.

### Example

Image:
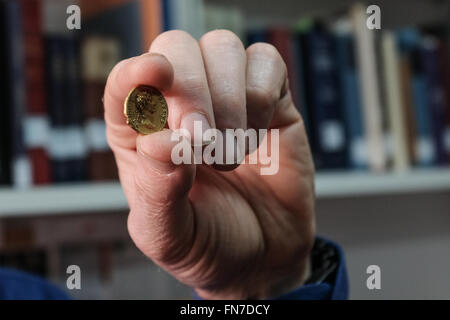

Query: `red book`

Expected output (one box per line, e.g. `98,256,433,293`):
20,0,51,185
267,28,300,108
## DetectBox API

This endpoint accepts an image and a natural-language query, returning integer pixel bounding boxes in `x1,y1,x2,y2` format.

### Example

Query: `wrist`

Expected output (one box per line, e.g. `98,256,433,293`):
194,256,312,300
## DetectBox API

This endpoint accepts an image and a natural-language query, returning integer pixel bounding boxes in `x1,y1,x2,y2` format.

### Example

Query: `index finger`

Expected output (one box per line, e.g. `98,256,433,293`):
104,53,174,151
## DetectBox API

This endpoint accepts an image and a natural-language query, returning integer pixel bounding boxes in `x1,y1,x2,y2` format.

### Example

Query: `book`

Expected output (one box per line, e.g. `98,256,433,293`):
0,0,11,185
333,19,367,169
65,33,87,181
82,0,142,59
351,3,386,172
301,26,347,169
420,37,448,165
294,18,319,143
398,28,436,166
162,0,205,40
4,0,32,188
381,31,410,171
44,0,87,182
267,27,301,110
437,42,450,164
139,0,162,50
20,0,52,185
82,36,120,181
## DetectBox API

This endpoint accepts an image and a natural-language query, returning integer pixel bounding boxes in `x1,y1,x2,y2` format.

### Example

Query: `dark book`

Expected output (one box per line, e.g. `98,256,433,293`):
294,19,317,147
0,0,12,185
82,1,142,59
4,0,31,188
334,20,367,169
46,35,87,182
397,29,436,166
302,27,347,169
420,37,448,165
246,29,267,46
397,32,417,166
267,28,300,110
437,43,450,164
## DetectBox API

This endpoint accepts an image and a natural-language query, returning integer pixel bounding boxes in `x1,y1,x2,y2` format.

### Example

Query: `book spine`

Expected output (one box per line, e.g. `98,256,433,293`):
5,0,32,188
65,34,87,181
46,36,87,182
420,38,448,165
20,0,52,185
303,29,347,169
0,1,12,185
437,43,450,164
334,25,367,169
46,36,68,182
294,31,311,140
381,31,410,171
398,29,436,166
351,3,386,172
82,37,120,181
267,28,301,118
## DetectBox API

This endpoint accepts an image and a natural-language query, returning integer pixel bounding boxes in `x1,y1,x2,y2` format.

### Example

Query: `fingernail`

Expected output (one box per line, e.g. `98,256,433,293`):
180,112,212,146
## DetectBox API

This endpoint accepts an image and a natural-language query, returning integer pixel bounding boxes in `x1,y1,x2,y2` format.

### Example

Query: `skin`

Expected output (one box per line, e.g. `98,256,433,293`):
104,30,316,299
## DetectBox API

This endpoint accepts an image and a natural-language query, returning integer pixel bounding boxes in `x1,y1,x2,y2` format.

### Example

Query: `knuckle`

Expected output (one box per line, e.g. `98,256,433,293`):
182,73,209,91
246,84,279,108
200,29,244,51
151,29,196,49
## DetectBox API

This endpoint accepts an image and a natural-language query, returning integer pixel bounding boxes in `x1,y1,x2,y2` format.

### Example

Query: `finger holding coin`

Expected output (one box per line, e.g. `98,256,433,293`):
104,53,174,150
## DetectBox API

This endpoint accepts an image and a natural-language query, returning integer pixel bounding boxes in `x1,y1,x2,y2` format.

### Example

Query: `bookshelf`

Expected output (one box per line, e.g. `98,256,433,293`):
1,168,449,217
0,0,448,301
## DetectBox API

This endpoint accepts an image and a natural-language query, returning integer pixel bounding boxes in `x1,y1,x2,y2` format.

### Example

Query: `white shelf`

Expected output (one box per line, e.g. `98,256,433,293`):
0,168,449,217
315,168,450,198
0,182,128,217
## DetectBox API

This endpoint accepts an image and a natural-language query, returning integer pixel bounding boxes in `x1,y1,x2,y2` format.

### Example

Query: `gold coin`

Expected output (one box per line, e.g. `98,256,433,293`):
123,85,168,135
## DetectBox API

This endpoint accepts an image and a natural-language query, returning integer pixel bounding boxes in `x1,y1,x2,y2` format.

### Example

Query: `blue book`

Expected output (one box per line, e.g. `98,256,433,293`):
397,29,436,166
303,28,347,169
246,29,267,46
64,34,87,181
46,35,87,182
420,38,448,165
162,0,172,32
334,26,367,169
45,36,69,182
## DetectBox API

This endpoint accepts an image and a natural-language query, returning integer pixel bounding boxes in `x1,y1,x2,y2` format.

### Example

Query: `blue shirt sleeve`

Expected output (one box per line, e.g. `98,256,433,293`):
193,238,349,300
0,268,70,300
274,238,349,300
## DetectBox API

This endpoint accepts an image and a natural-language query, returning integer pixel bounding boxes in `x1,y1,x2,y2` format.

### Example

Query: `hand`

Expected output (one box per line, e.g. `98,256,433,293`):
104,30,316,299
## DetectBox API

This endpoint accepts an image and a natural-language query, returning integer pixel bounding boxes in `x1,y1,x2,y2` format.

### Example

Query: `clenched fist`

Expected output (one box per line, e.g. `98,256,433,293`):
104,30,315,299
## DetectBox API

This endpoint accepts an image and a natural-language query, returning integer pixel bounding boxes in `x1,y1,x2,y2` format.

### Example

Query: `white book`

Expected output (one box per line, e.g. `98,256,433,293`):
351,3,386,172
381,31,410,171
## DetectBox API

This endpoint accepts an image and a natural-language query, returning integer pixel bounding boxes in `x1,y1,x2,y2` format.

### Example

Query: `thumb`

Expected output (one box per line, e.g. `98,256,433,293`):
128,129,196,265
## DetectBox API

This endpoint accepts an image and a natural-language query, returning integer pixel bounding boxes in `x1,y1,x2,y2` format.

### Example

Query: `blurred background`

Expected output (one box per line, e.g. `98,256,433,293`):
0,0,449,299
